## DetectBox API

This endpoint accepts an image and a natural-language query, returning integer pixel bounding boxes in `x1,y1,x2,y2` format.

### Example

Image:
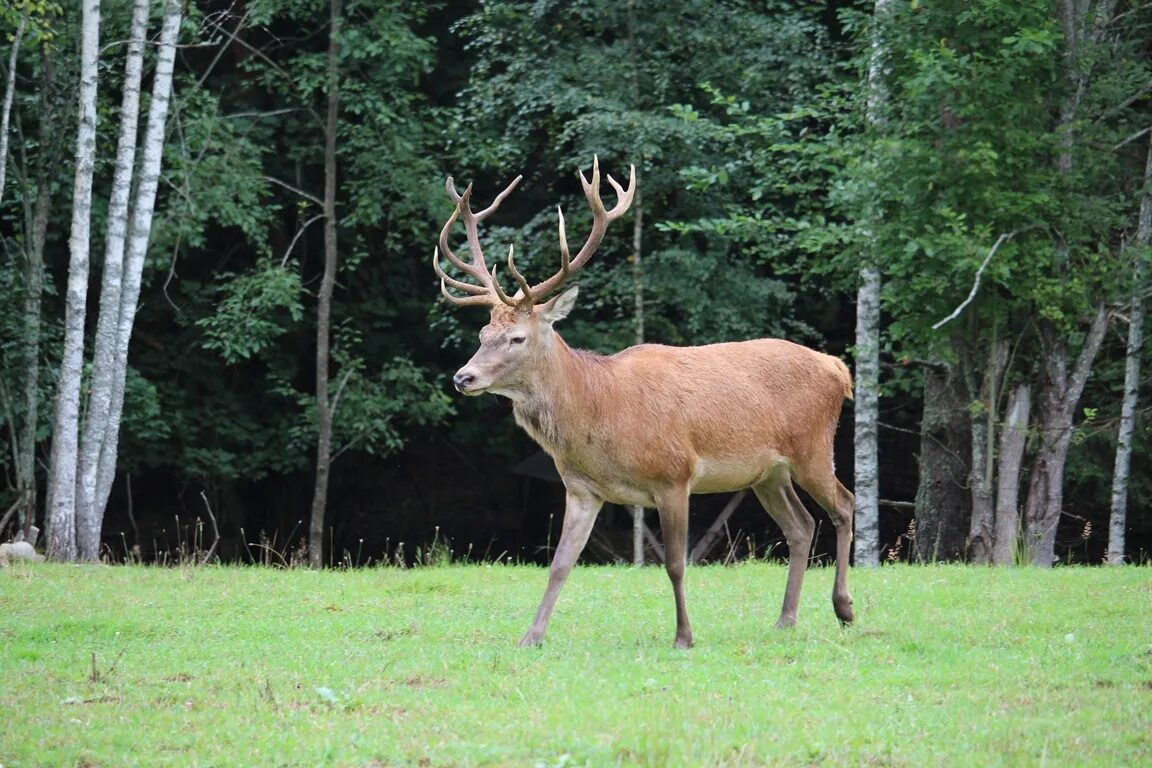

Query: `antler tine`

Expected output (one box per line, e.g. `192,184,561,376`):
524,156,637,303
437,182,488,276
435,254,494,306
500,244,534,305
432,248,490,296
475,175,523,220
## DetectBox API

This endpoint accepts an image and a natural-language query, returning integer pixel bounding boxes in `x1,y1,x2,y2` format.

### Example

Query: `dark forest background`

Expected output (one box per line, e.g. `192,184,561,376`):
2,0,1150,567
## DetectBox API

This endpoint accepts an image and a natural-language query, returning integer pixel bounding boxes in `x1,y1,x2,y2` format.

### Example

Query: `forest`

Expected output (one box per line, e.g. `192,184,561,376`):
1,0,1150,569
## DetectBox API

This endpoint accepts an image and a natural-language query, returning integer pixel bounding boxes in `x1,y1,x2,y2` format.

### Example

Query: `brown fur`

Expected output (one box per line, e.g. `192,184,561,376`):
454,294,856,647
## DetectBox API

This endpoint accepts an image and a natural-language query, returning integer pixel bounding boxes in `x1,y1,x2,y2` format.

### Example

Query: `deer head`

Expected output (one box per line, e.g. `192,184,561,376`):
434,157,636,397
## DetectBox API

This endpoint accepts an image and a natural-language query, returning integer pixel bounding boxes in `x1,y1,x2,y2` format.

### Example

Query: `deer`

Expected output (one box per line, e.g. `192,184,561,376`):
433,157,855,648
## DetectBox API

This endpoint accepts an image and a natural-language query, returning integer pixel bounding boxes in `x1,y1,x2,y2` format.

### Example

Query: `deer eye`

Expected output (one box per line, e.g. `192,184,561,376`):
509,335,526,345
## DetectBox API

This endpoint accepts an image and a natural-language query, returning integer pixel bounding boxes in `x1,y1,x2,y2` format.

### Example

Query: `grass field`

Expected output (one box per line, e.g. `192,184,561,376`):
1,562,1149,767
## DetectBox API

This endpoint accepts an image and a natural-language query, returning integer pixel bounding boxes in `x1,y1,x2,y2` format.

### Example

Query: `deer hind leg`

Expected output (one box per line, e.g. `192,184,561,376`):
752,468,815,629
792,462,855,626
655,485,693,648
520,490,604,647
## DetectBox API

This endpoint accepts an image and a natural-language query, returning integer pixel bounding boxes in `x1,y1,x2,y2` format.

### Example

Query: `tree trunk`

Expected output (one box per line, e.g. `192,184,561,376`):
912,364,970,562
14,52,57,534
992,384,1031,566
854,0,893,568
690,490,749,563
1023,308,1108,566
966,340,1007,564
91,0,183,534
854,266,881,567
308,0,342,569
0,7,26,207
626,4,646,568
629,184,645,565
1021,0,1113,567
75,0,150,560
46,0,102,562
1107,133,1151,565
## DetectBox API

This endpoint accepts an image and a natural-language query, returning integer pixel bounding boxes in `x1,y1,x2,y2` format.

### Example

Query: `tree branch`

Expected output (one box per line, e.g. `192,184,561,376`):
263,175,323,206
198,490,220,566
933,229,1027,330
280,214,325,267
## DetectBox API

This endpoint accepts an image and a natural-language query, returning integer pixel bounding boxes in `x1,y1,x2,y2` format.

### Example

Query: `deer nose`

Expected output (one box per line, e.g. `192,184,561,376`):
453,371,475,390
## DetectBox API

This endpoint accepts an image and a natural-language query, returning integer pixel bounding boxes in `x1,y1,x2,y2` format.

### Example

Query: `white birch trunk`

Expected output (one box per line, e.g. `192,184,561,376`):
92,0,183,523
630,186,645,566
853,0,893,568
854,267,881,567
0,9,26,207
1107,134,1152,564
75,0,151,561
46,0,102,561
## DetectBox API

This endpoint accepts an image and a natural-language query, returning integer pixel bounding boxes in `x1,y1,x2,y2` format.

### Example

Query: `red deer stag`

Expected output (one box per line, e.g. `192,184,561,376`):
433,158,855,648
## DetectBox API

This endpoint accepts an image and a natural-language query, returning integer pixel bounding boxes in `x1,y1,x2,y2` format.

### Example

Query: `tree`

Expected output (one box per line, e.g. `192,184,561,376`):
182,0,450,560
44,0,183,561
74,0,151,560
0,1,63,539
1022,0,1136,566
1106,133,1150,564
45,0,100,561
0,5,27,208
851,0,894,568
308,0,343,568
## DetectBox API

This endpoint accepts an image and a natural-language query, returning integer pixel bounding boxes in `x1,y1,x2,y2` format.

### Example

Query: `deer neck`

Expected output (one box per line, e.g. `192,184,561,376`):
511,332,601,452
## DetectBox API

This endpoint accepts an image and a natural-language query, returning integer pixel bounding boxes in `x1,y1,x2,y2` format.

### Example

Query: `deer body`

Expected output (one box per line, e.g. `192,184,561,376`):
435,159,855,648
505,335,851,506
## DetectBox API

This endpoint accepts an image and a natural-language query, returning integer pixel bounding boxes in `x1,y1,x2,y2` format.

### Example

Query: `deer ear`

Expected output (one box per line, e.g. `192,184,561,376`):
540,285,579,324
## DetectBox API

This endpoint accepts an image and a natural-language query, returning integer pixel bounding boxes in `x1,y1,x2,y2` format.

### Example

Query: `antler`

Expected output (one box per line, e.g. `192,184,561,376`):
433,174,525,308
525,156,636,303
433,156,636,309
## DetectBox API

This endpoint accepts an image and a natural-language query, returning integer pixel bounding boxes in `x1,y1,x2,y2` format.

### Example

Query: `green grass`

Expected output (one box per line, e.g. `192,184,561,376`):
1,562,1150,767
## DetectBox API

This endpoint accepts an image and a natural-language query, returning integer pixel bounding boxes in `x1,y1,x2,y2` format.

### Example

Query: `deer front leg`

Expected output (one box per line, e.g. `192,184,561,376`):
519,490,604,647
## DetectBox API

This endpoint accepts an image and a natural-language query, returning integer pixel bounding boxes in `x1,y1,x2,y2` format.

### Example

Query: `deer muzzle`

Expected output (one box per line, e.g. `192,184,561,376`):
453,370,480,395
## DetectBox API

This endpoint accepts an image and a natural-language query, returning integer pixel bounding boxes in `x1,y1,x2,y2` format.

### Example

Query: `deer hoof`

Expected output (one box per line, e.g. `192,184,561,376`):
673,634,694,649
834,594,855,626
774,615,797,630
518,631,544,648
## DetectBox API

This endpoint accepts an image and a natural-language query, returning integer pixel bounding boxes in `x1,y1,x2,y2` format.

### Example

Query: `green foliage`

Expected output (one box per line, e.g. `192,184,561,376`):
155,86,274,254
197,260,304,364
3,564,1151,765
452,0,836,349
271,333,453,461
851,0,1143,354
1,0,65,48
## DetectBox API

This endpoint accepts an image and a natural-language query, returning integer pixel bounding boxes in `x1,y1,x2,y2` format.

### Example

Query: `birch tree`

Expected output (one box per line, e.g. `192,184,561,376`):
91,0,183,537
1107,133,1152,565
853,0,893,568
45,0,183,560
74,0,151,560
45,0,100,561
0,6,26,207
